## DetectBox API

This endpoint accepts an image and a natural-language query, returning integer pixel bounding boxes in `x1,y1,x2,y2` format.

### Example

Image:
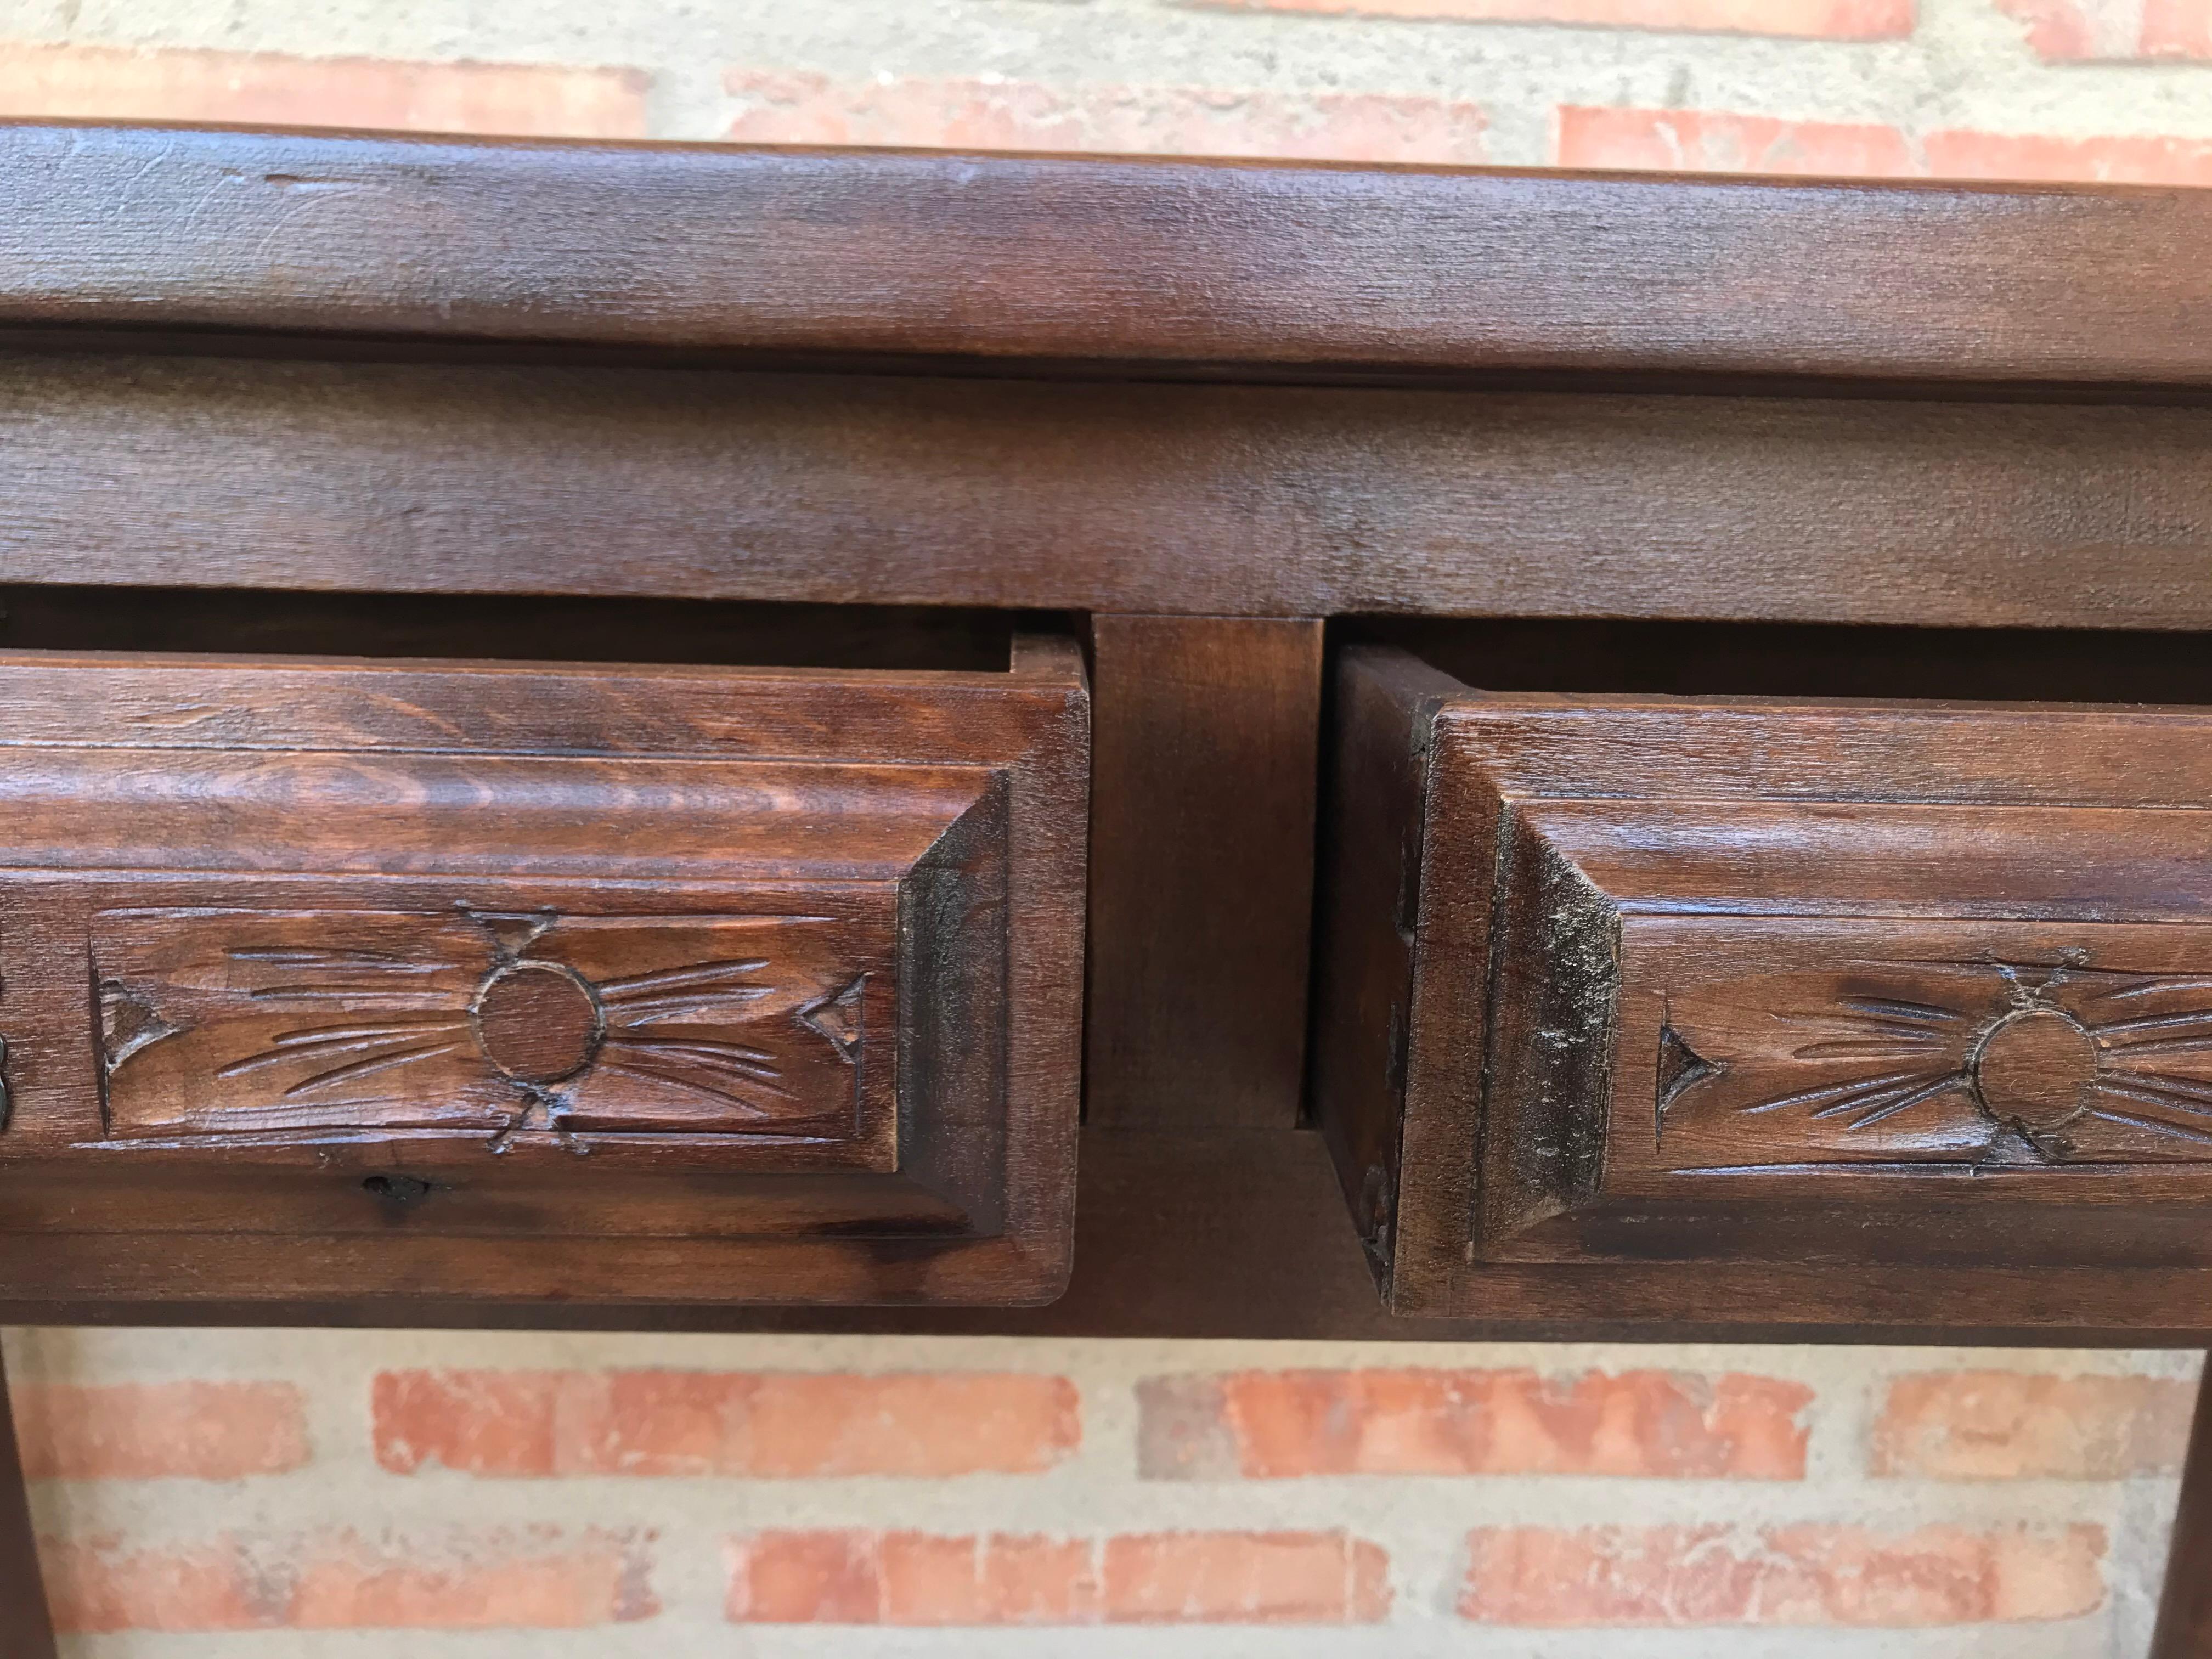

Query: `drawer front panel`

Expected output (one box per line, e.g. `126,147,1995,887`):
1633,917,2212,1175
94,904,893,1156
0,646,1088,1307
1312,647,2212,1319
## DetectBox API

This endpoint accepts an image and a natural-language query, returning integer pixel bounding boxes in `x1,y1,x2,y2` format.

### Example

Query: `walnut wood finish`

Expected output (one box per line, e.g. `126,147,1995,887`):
2154,1362,2212,1658
1086,617,1323,1127
0,642,1088,1307
0,1351,53,1659
35,1128,2212,1344
1314,648,2212,1320
16,352,2212,629
10,123,2212,390
16,125,2212,1651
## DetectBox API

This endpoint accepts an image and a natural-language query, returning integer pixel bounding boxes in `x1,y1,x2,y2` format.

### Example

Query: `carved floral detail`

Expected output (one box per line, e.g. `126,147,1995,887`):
92,907,878,1151
1660,956,2212,1164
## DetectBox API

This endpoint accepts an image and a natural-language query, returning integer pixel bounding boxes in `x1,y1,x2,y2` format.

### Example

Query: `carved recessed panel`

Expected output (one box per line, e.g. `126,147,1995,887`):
1627,920,2212,1171
91,905,894,1155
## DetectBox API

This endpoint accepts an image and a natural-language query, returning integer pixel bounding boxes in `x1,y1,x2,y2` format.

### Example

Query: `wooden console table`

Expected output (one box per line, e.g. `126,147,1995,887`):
4,120,2212,1651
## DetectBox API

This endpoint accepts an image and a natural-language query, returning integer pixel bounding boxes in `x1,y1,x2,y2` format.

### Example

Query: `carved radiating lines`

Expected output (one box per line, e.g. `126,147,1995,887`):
93,907,879,1151
2062,972,2212,1144
221,927,812,1142
595,958,775,1024
218,1023,473,1094
216,944,473,1103
1663,957,2212,1163
1745,995,1974,1132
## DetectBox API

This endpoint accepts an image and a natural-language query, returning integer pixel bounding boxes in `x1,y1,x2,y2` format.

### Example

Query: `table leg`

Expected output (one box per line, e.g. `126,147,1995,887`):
2152,1356,2212,1657
0,1345,53,1659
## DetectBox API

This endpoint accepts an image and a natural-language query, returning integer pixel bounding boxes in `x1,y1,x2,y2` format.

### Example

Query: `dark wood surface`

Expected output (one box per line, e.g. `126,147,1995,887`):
12,123,2212,390
1316,649,2212,1320
1085,617,1323,1127
0,1352,52,1659
10,118,2212,1659
18,1127,2212,1343
8,119,2212,1659
18,352,2212,628
2153,1362,2212,1657
0,642,1090,1307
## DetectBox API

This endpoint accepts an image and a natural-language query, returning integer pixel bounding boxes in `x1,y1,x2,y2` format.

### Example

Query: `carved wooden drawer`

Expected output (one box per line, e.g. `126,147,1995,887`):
0,640,1087,1307
1314,646,2212,1318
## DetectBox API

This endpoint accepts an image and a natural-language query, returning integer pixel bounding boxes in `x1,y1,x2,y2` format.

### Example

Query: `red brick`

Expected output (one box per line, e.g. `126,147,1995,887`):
289,1529,657,1629
0,40,646,137
728,1530,1387,1624
1559,104,2212,188
1558,106,1914,176
1103,1531,1391,1624
374,1368,1077,1477
46,1529,653,1631
726,70,1486,165
2147,0,2212,55
13,1381,308,1482
1994,0,2212,59
729,1532,1105,1625
1461,1523,2106,1626
1922,129,2212,187
1871,1371,2196,1480
879,1533,1103,1626
732,1531,887,1623
1194,0,1910,38
1138,1368,1811,1479
743,1373,1079,1476
43,1536,285,1633
374,1371,558,1476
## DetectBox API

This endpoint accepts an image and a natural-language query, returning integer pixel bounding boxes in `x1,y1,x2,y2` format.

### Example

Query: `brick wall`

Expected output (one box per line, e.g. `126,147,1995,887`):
4,4,2209,1653
4,0,2212,178
4,1330,2196,1654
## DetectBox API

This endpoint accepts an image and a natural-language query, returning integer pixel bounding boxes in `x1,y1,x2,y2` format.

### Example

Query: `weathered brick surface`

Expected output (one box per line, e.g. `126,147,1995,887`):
45,1528,657,1632
1560,104,2212,185
0,40,647,136
374,1368,1080,1477
40,1536,279,1634
1104,1529,1391,1623
1871,1371,2196,1479
1138,1368,1812,1478
1556,105,1914,175
1995,0,2212,59
1461,1522,2108,1626
1188,0,1912,37
12,1381,308,1481
727,1529,1391,1624
1921,129,2212,186
727,70,1487,163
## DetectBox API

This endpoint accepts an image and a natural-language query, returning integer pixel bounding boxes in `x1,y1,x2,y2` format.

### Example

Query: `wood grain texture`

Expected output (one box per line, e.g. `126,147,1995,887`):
22,1129,2212,1341
1314,649,2212,1318
1643,922,2212,1168
0,1350,53,1659
15,351,2212,627
95,906,893,1158
11,123,2212,388
2153,1363,2212,1659
1308,651,1463,1270
0,642,1090,1307
1085,617,1323,1127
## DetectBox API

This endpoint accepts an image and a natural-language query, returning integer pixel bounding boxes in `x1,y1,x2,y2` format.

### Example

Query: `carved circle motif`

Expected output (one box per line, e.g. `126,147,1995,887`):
471,962,605,1084
1970,1007,2099,1133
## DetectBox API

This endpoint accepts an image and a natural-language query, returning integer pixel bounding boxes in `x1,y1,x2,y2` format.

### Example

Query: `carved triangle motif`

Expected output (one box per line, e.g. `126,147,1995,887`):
799,974,867,1064
1656,1021,1723,1118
